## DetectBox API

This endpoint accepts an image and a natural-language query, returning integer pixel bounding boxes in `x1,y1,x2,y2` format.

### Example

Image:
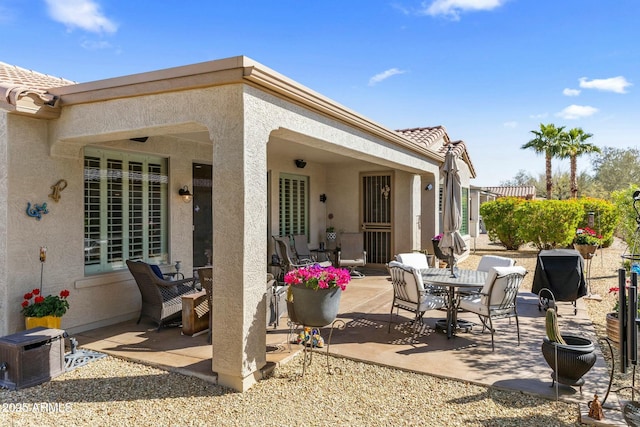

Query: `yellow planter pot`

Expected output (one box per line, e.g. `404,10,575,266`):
25,315,62,330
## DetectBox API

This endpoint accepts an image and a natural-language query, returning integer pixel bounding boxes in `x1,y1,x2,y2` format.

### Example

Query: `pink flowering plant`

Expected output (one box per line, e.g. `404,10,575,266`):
284,264,351,291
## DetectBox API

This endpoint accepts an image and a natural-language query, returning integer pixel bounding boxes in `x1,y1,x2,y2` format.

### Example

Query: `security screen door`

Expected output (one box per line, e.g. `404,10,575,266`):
361,173,393,266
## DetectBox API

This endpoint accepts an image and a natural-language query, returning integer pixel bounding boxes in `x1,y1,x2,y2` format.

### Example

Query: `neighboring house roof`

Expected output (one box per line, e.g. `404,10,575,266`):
397,127,477,178
483,185,536,199
0,61,75,117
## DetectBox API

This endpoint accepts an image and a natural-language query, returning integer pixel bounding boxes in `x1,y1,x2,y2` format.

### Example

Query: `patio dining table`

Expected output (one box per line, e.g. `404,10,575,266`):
421,268,488,338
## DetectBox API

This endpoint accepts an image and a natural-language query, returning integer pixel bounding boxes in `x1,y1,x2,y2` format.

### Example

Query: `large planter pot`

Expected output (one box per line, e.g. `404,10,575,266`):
290,286,342,327
541,335,597,388
606,312,620,343
326,232,337,242
286,300,300,325
432,239,446,261
25,315,62,330
573,243,598,259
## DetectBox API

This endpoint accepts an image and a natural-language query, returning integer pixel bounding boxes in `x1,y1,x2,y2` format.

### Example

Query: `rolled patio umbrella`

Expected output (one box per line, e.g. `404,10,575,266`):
439,145,467,277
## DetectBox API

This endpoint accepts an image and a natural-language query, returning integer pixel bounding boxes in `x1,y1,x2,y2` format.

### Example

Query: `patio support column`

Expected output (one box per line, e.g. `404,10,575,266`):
409,174,421,251
209,118,269,392
420,173,438,255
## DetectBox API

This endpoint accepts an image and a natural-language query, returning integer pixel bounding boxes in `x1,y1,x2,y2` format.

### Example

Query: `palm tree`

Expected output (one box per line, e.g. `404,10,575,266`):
559,127,600,198
521,123,565,199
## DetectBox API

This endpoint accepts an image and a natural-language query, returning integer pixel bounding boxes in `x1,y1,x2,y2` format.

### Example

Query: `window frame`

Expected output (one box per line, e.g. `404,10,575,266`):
84,147,168,274
278,173,309,238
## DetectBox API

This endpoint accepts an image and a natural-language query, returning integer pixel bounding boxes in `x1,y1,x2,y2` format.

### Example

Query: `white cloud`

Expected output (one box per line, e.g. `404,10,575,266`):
529,113,548,120
503,121,517,128
579,76,632,94
556,105,598,120
368,68,406,86
563,88,581,97
45,0,117,33
421,0,507,20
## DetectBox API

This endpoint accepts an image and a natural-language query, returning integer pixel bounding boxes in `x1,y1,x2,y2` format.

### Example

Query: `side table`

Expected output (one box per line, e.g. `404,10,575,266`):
181,291,209,337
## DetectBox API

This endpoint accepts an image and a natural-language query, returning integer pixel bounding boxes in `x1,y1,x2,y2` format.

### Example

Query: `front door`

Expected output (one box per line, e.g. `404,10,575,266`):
361,173,393,266
192,163,212,267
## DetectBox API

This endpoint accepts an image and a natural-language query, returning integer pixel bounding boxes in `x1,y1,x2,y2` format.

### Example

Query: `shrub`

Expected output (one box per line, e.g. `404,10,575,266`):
612,186,640,248
574,197,618,247
480,197,526,250
516,199,582,250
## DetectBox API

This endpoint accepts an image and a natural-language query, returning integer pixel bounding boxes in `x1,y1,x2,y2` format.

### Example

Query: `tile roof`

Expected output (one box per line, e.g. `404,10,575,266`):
0,61,75,91
483,185,537,199
396,126,449,150
0,62,75,114
397,126,476,177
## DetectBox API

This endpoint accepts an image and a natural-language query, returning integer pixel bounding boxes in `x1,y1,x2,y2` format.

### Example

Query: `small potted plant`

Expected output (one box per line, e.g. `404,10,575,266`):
284,264,350,327
22,288,70,329
573,227,602,259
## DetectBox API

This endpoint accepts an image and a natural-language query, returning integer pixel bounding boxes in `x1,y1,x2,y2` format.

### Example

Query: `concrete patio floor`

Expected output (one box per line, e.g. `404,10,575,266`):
74,267,623,423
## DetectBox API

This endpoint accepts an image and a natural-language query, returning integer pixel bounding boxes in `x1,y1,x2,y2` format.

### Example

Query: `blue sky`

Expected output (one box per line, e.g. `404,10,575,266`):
2,0,638,186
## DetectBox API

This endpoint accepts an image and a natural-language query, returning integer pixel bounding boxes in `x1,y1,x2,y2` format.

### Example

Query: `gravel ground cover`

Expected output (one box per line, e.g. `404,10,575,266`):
0,235,630,426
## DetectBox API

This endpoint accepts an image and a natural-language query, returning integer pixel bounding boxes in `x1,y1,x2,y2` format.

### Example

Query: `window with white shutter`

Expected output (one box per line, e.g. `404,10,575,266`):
84,147,168,274
278,173,309,237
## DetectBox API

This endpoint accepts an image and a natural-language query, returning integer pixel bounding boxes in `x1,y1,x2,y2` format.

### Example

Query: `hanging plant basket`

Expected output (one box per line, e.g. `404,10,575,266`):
573,243,598,259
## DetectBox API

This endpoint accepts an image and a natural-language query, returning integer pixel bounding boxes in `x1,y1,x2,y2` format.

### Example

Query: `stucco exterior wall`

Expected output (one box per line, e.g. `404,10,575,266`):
5,114,83,334
243,86,440,263
267,153,329,249
2,102,214,336
0,113,7,332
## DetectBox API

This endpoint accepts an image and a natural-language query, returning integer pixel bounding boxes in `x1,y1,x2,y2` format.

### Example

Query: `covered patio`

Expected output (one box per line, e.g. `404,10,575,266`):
2,56,478,392
74,264,609,407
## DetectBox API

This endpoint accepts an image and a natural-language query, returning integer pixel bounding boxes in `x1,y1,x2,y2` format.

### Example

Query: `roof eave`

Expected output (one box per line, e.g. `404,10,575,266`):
243,64,444,163
45,56,443,163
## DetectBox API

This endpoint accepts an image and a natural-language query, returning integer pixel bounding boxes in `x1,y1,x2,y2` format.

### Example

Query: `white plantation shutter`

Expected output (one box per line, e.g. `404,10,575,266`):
84,147,168,273
279,173,309,237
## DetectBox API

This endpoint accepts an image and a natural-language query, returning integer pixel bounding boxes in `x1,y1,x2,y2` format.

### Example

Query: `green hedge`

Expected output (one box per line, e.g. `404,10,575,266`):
574,197,619,247
480,197,526,250
516,200,582,250
480,197,617,250
612,186,640,248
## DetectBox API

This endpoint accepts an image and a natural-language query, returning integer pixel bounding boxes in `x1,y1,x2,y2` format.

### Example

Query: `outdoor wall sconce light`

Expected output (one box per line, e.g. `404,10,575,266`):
178,185,192,203
425,183,434,191
320,194,327,203
295,159,307,168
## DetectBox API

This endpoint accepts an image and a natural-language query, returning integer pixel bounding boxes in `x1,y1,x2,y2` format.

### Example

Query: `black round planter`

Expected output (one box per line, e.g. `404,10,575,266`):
289,286,342,327
541,335,597,388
